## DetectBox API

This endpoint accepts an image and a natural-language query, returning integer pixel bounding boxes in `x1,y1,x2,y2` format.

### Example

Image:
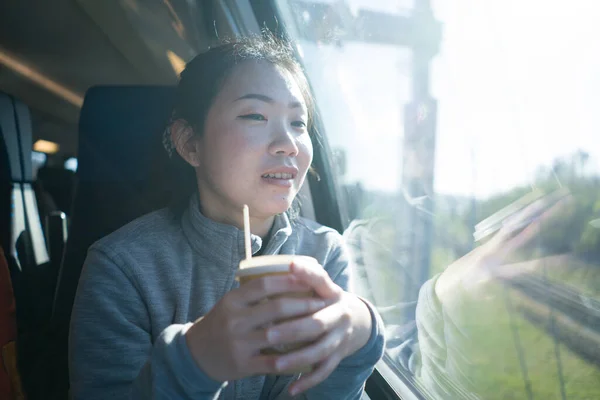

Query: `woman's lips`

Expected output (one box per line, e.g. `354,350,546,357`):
261,175,294,188
261,167,298,188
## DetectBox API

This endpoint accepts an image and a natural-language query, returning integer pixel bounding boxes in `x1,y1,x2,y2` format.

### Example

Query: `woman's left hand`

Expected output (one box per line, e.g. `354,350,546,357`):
265,258,373,396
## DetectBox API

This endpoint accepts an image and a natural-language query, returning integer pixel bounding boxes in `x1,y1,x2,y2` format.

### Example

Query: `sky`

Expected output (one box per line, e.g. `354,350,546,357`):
287,0,600,198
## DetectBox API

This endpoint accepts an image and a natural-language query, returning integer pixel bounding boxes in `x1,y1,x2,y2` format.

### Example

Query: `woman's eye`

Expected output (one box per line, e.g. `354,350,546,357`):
239,113,266,121
292,120,307,128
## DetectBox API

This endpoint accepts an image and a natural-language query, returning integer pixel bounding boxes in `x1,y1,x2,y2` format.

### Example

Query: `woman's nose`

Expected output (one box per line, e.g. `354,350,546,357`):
269,126,299,157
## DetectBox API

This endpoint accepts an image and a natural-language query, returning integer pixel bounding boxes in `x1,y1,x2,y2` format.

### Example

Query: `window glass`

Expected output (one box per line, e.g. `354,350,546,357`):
11,185,26,269
276,1,600,399
23,184,49,266
31,151,47,178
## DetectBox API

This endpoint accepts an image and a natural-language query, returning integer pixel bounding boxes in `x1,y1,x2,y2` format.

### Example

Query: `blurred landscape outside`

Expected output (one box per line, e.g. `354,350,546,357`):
279,0,600,398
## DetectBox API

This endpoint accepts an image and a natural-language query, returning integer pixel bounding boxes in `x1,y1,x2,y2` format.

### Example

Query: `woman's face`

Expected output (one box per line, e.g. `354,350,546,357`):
193,60,313,224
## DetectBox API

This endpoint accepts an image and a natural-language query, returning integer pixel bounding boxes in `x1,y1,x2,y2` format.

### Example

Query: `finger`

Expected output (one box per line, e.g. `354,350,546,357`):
274,324,346,374
502,195,574,254
288,354,341,396
246,353,279,376
479,196,574,271
244,296,327,331
230,329,289,368
237,274,312,305
290,260,341,299
519,188,570,221
239,328,274,349
266,303,347,346
495,189,571,243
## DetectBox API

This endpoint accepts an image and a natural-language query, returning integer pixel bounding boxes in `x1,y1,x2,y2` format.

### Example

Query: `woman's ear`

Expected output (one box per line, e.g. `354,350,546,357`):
171,119,201,167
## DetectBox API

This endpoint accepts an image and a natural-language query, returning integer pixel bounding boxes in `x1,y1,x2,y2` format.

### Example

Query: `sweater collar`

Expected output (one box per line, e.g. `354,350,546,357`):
180,194,293,267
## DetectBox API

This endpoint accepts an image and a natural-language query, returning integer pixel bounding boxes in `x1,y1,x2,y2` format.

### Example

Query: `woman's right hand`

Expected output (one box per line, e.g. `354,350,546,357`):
185,274,326,382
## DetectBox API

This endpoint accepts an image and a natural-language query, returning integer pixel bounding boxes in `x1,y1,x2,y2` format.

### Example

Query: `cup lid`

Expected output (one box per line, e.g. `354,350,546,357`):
236,255,317,278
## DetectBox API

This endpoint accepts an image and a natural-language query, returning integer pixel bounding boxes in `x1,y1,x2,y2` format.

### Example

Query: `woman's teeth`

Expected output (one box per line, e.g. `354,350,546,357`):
262,173,293,179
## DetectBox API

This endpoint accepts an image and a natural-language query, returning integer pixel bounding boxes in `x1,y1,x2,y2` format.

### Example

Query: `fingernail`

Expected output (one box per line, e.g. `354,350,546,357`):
290,387,299,396
268,329,280,343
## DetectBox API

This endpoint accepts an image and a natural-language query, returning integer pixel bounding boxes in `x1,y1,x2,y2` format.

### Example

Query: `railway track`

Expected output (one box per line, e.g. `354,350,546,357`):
508,274,600,332
506,274,600,366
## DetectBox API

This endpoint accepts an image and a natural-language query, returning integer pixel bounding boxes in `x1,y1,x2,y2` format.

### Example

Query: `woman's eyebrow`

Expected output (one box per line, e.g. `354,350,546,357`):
234,93,304,109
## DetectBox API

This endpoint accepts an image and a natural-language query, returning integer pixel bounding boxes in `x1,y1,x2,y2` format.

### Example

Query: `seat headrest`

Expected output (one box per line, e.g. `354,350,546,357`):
54,85,175,327
77,85,176,184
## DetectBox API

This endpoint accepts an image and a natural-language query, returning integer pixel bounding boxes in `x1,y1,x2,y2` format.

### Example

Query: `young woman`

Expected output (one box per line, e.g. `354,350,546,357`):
69,34,385,399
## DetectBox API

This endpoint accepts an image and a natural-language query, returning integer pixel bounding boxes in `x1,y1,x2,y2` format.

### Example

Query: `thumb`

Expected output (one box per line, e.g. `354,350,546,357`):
289,259,341,300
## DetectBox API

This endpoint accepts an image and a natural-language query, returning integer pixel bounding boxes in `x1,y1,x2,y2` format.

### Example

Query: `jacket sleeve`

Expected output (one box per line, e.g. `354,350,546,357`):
69,247,227,400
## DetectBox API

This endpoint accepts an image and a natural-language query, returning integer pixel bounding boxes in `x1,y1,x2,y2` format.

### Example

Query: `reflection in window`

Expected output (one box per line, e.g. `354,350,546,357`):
278,0,600,399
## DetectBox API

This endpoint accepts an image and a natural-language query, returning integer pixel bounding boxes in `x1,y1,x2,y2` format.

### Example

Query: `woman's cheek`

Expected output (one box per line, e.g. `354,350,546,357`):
297,133,314,170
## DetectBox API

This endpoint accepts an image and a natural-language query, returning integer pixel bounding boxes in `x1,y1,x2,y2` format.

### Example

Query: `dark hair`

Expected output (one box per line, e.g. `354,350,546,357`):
164,32,315,216
173,33,314,135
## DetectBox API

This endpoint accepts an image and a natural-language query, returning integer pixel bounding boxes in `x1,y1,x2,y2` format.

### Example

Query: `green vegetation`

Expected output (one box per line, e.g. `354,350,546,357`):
433,282,600,399
426,152,600,399
430,150,600,282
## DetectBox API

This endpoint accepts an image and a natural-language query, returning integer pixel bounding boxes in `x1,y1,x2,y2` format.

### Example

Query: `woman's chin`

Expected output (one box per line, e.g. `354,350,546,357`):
255,197,295,217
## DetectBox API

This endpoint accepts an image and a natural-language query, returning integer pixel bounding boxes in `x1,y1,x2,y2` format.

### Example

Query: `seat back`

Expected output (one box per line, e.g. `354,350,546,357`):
0,246,26,400
0,93,50,326
49,85,176,398
0,92,56,400
0,103,13,259
53,85,176,328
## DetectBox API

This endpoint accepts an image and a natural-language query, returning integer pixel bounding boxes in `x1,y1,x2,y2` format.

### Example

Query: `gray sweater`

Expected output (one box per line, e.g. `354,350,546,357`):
69,194,385,399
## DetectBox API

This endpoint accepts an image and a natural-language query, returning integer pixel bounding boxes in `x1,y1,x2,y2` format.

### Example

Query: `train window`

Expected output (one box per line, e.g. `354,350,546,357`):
31,151,47,178
64,156,78,172
276,0,600,399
